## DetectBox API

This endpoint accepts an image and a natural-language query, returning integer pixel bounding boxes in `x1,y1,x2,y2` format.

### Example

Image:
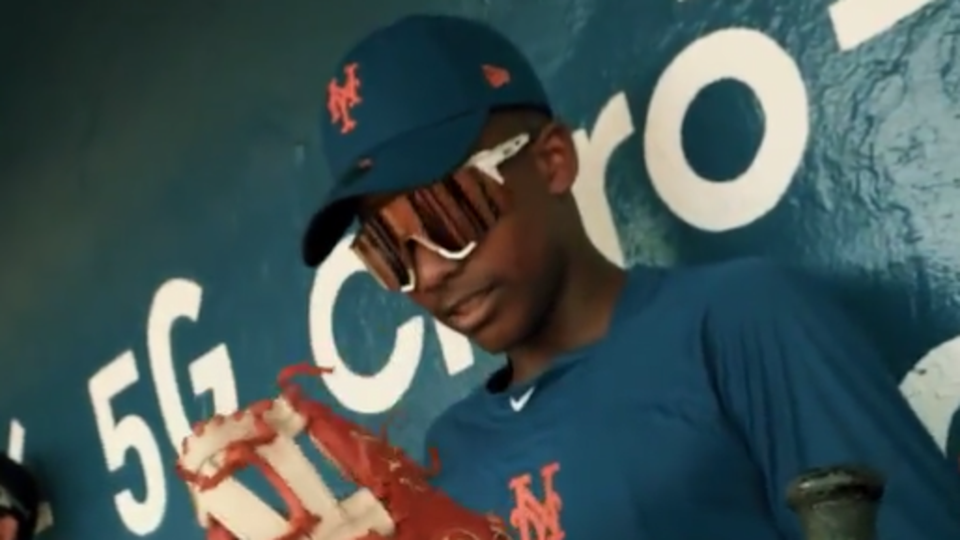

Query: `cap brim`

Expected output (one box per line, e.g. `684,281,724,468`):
301,109,488,267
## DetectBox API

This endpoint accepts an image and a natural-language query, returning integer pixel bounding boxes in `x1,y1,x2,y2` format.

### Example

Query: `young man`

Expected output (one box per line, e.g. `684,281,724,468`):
303,13,960,539
0,455,38,540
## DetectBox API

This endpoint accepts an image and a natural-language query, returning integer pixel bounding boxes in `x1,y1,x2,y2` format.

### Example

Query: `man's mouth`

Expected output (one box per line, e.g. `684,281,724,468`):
445,286,496,331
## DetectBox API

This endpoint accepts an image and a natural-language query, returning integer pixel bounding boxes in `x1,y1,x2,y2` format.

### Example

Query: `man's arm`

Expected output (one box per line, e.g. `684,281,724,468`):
705,259,960,539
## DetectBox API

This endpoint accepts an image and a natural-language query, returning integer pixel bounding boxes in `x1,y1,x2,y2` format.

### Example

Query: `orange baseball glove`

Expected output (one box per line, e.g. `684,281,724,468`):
175,363,512,540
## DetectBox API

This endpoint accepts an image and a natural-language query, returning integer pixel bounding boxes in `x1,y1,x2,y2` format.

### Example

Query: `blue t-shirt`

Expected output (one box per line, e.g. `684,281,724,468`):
424,258,960,540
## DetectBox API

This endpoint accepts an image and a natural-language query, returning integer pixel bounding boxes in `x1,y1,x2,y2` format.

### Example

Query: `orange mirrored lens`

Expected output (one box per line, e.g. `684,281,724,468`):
351,166,511,290
351,230,404,291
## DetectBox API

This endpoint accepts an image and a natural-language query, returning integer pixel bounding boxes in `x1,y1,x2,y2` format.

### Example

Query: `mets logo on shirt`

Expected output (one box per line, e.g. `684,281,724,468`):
507,462,564,540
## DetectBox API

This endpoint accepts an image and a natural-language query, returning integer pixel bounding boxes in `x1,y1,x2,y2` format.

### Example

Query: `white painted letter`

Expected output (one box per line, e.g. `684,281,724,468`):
89,352,167,535
572,92,634,268
901,335,960,454
147,278,239,449
309,235,424,414
309,236,478,414
829,0,937,51
645,28,808,232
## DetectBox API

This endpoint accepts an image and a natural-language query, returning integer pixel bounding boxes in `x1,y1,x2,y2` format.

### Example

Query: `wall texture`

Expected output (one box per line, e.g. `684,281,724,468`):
1,0,959,538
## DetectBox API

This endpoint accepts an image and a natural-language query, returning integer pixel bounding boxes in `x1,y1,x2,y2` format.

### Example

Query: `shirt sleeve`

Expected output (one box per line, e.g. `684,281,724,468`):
705,260,960,539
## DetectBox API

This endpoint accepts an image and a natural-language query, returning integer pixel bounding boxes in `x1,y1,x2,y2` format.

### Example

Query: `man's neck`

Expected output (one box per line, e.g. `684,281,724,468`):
507,252,627,384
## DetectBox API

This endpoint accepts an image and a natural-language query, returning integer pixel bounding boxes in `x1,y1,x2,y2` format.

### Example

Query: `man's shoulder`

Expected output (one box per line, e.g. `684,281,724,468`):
611,257,824,347
648,256,812,308
671,255,798,285
655,257,846,348
422,386,484,457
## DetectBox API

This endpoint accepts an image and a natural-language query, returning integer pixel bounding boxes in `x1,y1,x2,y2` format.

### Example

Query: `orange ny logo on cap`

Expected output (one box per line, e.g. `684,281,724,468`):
327,62,362,134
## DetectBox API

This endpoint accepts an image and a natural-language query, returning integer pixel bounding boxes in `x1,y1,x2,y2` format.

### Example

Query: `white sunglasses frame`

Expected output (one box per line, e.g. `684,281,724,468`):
374,132,532,293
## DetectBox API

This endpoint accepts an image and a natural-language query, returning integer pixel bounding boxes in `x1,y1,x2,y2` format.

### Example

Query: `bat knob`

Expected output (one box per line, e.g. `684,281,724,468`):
786,464,884,540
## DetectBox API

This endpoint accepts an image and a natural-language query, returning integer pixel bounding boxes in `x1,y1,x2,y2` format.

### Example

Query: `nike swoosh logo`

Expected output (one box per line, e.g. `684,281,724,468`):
509,387,536,412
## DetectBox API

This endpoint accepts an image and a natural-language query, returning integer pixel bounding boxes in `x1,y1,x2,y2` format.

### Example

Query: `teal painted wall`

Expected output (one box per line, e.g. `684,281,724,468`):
1,0,958,538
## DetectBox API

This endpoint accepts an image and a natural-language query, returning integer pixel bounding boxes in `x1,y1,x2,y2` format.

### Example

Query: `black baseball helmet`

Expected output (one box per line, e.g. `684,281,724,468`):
0,454,39,540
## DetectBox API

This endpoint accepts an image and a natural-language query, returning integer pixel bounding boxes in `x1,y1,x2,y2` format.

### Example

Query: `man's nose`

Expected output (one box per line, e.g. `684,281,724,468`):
409,241,459,292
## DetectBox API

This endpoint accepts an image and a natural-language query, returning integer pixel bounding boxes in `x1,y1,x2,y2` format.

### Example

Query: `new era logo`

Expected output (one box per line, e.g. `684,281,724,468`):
482,64,510,88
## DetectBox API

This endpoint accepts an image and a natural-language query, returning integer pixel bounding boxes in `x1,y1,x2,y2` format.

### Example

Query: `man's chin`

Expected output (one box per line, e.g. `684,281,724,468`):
446,303,531,354
465,324,517,355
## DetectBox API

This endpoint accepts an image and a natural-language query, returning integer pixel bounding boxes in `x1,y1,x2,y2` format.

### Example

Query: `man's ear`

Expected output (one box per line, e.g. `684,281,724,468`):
0,515,19,540
533,122,579,196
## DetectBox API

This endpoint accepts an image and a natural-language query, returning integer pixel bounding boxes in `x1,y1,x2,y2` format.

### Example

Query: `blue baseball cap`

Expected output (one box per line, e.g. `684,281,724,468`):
301,14,552,267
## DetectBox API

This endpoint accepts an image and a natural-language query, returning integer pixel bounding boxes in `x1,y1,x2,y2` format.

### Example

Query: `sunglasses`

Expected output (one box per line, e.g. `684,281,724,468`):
351,132,531,292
